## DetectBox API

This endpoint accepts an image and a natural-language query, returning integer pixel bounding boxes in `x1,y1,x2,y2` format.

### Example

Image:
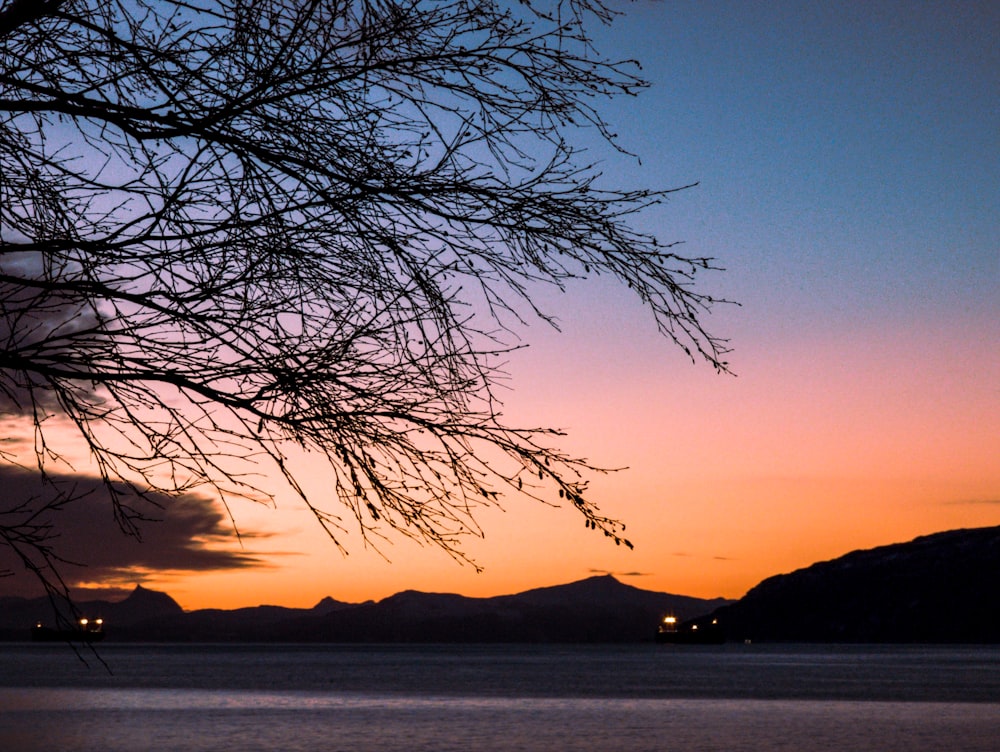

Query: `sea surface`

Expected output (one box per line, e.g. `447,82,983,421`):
1,643,998,751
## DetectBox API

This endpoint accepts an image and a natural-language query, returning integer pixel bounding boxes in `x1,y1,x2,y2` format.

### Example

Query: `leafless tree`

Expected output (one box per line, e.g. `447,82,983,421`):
0,0,730,600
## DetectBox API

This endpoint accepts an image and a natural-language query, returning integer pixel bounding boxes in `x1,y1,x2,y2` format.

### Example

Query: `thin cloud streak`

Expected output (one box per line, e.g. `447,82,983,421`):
588,568,653,578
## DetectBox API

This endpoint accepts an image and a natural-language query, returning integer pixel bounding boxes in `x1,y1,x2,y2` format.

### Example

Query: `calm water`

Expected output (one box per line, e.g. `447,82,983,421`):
1,643,998,751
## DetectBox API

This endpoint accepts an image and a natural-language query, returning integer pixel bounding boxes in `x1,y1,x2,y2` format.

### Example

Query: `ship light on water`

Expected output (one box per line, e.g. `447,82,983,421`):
656,613,725,645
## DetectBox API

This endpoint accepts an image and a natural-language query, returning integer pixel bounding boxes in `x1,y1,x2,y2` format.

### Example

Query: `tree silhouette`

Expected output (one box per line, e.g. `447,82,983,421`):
0,0,730,600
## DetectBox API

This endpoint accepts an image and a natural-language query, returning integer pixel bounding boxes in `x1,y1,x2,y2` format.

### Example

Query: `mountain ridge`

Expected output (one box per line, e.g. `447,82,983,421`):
682,525,1000,643
5,526,998,643
0,574,729,643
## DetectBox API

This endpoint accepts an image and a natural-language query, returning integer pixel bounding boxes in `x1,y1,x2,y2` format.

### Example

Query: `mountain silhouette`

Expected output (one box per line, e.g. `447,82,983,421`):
106,583,185,622
0,582,183,640
0,575,727,643
683,525,1000,642
270,575,729,643
5,526,997,643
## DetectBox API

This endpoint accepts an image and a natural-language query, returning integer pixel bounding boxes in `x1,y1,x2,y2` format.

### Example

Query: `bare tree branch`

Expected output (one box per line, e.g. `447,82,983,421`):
0,0,731,603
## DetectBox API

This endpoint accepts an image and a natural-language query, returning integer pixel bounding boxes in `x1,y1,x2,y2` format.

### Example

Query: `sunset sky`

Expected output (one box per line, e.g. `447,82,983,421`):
3,1,997,610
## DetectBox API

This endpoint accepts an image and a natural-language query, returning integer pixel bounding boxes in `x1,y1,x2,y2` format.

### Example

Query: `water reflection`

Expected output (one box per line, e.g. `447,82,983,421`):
2,689,998,752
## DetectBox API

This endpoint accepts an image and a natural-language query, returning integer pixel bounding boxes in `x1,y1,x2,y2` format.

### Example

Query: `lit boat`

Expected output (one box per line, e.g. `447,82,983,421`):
655,614,724,644
31,617,106,643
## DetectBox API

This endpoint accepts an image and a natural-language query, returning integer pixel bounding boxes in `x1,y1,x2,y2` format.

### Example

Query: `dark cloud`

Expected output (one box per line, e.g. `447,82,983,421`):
0,251,103,415
0,464,266,598
942,498,1000,506
588,569,652,578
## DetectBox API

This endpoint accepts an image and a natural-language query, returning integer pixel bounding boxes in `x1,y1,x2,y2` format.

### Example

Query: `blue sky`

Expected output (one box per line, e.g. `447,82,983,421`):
155,1,1000,606
603,0,997,339
205,0,995,608
4,1,995,607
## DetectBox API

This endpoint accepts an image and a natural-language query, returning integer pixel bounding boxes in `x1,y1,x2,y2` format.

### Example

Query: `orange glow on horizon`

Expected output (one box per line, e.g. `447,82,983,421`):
4,4,998,615
156,303,998,611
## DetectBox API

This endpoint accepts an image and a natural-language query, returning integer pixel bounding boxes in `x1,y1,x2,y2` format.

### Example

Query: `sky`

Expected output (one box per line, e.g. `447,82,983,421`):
3,1,998,609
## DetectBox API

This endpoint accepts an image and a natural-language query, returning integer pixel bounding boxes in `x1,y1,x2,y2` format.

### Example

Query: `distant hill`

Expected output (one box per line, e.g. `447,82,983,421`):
0,576,729,643
684,526,1000,643
8,526,997,643
0,583,184,640
265,576,730,643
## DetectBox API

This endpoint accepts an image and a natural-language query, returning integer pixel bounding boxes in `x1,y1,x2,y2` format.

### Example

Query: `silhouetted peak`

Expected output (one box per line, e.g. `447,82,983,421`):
513,575,639,604
378,590,473,618
120,584,183,615
578,574,628,589
312,596,358,613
